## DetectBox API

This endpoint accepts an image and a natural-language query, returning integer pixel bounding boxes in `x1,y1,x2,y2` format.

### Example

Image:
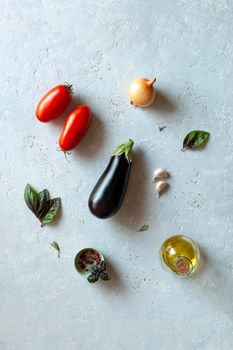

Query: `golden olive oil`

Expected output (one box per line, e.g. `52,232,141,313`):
160,235,200,277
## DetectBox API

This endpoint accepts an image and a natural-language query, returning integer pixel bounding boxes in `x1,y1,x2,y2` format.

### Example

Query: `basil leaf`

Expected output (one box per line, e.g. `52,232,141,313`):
24,184,61,226
100,260,106,271
91,264,100,273
51,241,60,258
37,189,49,219
137,224,149,232
24,184,39,216
41,198,61,226
100,272,110,281
183,130,210,150
87,273,99,283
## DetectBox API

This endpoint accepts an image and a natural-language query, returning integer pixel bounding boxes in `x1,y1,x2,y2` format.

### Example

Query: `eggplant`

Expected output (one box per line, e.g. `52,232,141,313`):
88,139,134,219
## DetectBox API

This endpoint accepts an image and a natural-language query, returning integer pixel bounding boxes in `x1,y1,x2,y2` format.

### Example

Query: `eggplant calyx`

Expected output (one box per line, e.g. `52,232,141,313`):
112,139,134,163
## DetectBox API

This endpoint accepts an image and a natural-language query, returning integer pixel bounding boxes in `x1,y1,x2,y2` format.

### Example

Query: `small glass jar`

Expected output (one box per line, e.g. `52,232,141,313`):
160,235,200,277
74,248,105,277
74,248,110,283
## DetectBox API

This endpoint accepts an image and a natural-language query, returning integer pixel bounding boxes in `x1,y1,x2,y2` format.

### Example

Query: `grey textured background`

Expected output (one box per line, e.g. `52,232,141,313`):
1,1,233,349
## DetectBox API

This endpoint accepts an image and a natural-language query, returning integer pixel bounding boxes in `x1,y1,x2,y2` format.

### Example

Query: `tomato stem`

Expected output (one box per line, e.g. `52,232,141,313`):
57,147,72,162
63,151,72,162
64,82,73,93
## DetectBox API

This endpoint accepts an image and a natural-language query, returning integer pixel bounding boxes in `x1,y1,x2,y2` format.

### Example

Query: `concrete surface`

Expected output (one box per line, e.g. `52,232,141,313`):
1,0,233,349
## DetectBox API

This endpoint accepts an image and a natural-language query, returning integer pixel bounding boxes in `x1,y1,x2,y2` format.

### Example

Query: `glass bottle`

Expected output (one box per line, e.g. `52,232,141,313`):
160,235,200,277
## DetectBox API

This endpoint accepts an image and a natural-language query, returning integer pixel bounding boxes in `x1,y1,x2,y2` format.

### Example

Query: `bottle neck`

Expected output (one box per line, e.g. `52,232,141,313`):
174,257,193,276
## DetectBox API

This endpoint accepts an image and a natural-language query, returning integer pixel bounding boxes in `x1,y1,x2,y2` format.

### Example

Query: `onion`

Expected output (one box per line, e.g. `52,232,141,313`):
128,77,156,107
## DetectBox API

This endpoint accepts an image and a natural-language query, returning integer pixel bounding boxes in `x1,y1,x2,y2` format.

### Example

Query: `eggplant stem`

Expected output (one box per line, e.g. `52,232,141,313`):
112,139,134,163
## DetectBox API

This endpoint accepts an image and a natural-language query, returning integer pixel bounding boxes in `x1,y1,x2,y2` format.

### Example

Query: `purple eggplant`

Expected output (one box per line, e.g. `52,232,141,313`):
88,139,134,219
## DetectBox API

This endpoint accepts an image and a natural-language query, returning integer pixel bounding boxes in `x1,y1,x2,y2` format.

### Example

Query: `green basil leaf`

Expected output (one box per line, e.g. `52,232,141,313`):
37,189,49,219
100,272,110,281
51,241,60,258
24,184,39,216
183,130,210,150
100,260,106,271
24,184,61,226
137,224,149,232
87,273,99,283
91,264,100,273
41,198,61,226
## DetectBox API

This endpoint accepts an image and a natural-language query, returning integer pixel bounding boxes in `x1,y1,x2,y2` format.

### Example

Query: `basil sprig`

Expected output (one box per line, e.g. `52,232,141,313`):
51,241,60,258
182,130,210,150
87,261,110,283
24,184,61,227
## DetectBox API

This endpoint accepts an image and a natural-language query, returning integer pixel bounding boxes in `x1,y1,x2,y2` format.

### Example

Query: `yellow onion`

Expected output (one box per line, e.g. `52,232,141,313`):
128,77,156,107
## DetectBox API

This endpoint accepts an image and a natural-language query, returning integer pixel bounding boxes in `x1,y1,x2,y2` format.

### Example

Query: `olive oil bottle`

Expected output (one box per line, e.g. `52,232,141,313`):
160,235,200,277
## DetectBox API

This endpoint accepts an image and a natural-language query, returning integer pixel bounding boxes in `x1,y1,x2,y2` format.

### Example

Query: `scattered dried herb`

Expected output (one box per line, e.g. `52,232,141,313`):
159,126,167,132
137,224,149,232
51,241,60,258
87,260,110,283
24,184,61,227
182,130,210,150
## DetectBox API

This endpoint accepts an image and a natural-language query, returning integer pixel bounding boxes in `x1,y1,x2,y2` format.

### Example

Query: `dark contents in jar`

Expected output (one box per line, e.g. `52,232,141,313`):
79,249,102,272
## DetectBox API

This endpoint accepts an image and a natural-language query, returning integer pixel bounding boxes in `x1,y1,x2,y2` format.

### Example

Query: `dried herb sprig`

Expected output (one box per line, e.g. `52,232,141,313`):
137,224,149,232
24,184,61,227
158,126,167,132
87,260,110,283
51,241,60,258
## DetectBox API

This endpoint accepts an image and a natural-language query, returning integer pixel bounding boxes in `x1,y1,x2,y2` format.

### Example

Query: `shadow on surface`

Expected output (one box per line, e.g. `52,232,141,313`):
189,245,233,320
97,259,127,295
148,89,178,116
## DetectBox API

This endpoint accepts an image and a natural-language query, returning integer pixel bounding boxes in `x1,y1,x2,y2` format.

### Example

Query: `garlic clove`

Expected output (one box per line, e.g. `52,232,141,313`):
152,168,169,181
155,181,169,197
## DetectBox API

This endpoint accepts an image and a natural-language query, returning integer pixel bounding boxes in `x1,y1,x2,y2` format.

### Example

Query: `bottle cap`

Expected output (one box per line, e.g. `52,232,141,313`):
174,256,193,276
